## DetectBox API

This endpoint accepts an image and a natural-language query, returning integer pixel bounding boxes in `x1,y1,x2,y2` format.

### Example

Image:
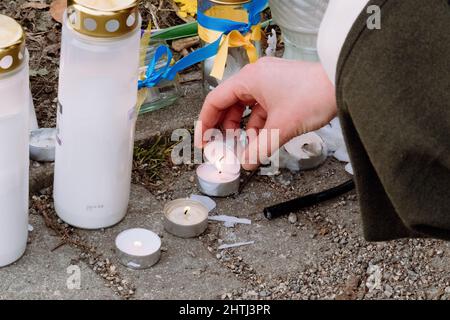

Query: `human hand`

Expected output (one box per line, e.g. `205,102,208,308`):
195,57,337,171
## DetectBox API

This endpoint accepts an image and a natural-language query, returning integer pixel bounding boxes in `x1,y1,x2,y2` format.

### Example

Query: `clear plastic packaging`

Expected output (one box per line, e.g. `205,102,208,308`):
139,39,181,114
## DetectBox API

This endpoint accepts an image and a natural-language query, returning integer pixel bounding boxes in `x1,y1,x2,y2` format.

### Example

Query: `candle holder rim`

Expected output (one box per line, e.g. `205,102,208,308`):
163,199,209,219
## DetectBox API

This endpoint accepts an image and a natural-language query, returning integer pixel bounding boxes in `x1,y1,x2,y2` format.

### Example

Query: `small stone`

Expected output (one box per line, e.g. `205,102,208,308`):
290,285,301,293
384,285,394,298
189,176,195,183
288,213,298,224
259,290,270,297
246,290,258,298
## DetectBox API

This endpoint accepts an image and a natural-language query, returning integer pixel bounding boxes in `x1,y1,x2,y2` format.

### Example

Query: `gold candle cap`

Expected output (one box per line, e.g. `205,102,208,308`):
67,0,140,38
210,0,250,4
0,15,26,75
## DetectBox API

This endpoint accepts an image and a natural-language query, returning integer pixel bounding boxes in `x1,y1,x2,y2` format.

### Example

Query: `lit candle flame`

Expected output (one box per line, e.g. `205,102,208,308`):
184,206,190,215
133,241,143,248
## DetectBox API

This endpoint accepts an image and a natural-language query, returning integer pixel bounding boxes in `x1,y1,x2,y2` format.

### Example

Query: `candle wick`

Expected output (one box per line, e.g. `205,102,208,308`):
184,209,189,215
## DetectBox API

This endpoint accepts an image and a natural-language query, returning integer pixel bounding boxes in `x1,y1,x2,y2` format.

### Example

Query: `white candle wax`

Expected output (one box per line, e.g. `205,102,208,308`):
164,199,209,238
197,163,239,184
115,228,161,269
283,132,327,170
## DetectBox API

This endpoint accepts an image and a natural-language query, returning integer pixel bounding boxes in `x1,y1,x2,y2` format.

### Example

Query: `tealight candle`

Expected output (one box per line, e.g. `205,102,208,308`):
115,228,161,270
164,199,209,238
197,140,241,197
29,128,57,162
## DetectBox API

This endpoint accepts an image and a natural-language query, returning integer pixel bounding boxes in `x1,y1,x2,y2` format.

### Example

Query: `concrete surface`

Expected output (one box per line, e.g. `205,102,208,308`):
5,82,450,300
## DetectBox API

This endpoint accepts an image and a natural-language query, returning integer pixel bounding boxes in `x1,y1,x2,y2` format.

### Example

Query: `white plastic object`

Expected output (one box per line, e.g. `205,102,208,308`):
0,53,30,267
283,132,328,170
53,12,141,229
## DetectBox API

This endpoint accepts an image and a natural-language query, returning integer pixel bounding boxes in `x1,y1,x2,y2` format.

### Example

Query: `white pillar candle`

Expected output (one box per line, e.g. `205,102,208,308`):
0,15,29,267
115,228,161,269
164,199,209,238
53,0,141,229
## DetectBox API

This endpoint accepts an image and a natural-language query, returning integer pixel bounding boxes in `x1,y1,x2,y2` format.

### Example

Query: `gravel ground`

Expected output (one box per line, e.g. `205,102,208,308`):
27,156,449,300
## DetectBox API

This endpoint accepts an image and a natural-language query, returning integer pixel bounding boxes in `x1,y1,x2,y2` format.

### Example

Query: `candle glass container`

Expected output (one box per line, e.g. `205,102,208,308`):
269,0,329,61
138,38,181,114
0,15,30,267
54,0,141,229
199,0,262,94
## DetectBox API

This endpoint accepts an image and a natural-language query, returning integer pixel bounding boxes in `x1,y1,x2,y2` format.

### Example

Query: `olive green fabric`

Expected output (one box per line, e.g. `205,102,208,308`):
336,0,450,241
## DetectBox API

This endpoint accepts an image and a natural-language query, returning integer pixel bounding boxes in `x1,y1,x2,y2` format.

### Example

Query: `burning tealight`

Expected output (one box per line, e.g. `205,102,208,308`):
164,199,209,238
115,228,161,270
197,140,241,197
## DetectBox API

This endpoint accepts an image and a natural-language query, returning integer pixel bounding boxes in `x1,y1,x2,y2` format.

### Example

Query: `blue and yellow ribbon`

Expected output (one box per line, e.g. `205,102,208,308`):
138,0,268,89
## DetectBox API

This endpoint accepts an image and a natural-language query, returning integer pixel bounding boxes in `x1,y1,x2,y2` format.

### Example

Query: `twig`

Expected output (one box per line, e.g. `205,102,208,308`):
149,4,160,29
51,240,67,252
237,170,258,195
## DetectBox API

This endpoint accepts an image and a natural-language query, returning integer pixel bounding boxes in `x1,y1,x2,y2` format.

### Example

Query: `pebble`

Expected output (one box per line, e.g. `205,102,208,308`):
290,284,301,293
288,213,298,224
384,285,394,298
259,290,270,297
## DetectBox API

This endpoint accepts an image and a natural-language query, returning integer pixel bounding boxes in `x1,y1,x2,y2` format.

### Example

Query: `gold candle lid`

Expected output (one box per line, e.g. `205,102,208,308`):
0,15,26,75
67,0,140,38
210,0,250,4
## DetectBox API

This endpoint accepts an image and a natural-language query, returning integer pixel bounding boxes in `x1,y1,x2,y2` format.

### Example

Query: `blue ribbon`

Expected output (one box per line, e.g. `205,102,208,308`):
138,44,172,89
138,0,268,89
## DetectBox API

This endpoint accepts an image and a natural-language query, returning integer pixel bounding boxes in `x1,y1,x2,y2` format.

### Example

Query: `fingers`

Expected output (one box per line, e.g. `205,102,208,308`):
221,104,246,130
195,69,257,148
242,117,281,171
245,103,267,133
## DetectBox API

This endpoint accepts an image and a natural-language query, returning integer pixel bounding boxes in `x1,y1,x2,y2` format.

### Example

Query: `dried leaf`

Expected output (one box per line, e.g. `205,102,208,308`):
50,0,67,23
30,68,50,77
172,0,196,23
21,2,50,9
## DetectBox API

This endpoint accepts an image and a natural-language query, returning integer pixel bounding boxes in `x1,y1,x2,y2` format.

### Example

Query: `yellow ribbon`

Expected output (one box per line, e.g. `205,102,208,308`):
137,23,153,111
198,24,262,80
